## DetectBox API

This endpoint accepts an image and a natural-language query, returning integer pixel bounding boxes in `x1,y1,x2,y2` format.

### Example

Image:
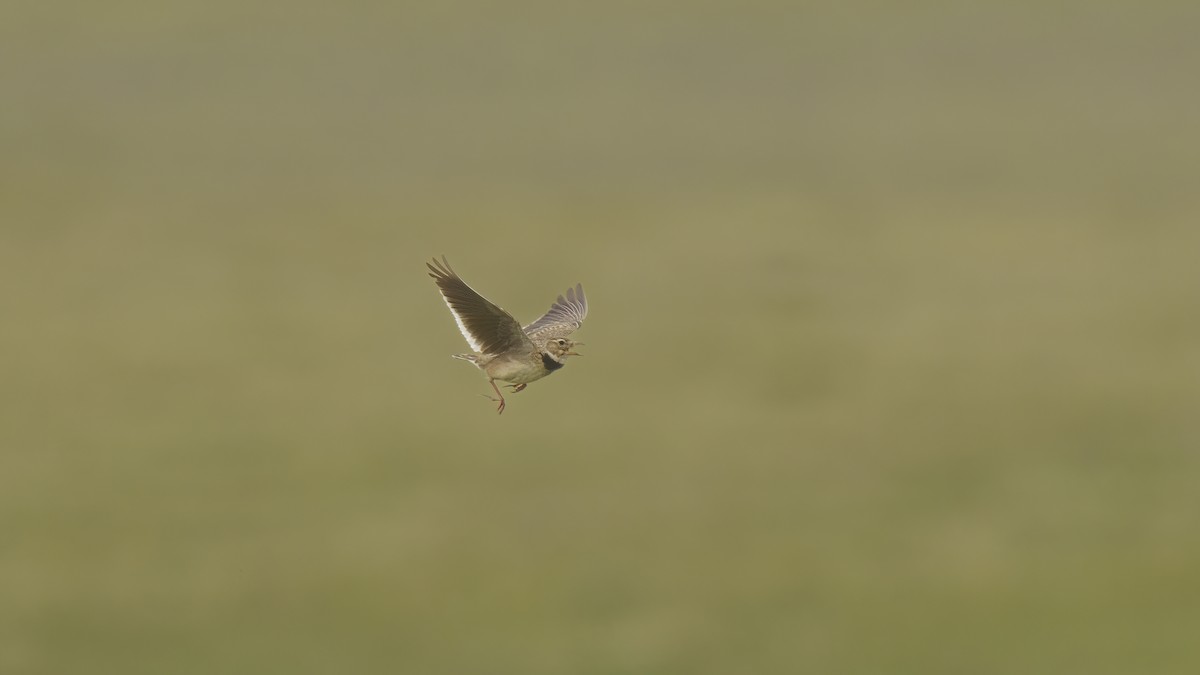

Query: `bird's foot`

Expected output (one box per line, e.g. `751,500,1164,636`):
485,379,507,415
504,383,527,393
477,393,506,414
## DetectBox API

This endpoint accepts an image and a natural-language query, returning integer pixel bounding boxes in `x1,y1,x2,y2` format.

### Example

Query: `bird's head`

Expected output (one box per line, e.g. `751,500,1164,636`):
543,337,583,360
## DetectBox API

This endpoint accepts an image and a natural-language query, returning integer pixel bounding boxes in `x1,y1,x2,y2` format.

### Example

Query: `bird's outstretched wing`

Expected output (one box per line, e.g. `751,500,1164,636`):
427,256,534,356
524,283,588,340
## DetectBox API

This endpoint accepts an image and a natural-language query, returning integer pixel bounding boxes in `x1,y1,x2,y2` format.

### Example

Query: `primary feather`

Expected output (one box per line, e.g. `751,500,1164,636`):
524,283,588,340
426,256,534,356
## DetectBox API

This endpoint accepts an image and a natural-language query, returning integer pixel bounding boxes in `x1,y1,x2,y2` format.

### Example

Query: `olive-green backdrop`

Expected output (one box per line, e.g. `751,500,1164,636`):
3,2,1198,673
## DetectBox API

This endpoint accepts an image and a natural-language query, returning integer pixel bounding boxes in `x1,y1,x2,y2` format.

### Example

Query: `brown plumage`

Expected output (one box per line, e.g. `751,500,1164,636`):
427,256,588,414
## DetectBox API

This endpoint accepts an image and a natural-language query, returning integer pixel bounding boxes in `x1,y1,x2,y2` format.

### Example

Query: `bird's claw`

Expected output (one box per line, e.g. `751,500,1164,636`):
478,393,506,414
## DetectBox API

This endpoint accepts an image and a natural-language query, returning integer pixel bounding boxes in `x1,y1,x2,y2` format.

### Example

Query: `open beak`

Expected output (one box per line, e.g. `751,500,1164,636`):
565,342,584,356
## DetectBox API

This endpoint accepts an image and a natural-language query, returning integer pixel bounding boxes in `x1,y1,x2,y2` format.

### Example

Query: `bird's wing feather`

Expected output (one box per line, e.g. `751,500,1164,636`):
524,283,588,340
427,256,535,355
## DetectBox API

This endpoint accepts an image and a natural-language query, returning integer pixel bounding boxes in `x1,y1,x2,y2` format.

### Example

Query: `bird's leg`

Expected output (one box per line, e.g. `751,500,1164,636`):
504,383,527,393
486,379,506,414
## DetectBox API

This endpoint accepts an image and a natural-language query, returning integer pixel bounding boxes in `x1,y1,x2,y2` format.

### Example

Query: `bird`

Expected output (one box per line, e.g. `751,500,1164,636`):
426,256,588,414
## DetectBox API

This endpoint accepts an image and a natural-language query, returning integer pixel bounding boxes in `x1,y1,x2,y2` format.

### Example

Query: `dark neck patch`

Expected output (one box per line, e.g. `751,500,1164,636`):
541,352,565,372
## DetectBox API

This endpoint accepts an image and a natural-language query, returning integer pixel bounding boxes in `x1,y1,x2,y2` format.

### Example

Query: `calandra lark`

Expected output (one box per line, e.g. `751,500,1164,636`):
427,256,588,414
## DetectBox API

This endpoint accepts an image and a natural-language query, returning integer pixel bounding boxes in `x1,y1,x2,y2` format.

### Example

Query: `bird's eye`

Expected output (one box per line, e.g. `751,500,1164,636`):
557,339,565,345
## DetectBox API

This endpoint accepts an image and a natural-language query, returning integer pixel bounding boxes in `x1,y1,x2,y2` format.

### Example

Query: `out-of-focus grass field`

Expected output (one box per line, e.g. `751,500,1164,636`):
3,2,1200,673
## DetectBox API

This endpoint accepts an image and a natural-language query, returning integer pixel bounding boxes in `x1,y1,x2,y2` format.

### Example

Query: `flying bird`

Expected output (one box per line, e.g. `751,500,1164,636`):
427,256,588,414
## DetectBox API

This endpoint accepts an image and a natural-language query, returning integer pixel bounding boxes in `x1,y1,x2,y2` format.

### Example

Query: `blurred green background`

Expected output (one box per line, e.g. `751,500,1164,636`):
3,1,1199,673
